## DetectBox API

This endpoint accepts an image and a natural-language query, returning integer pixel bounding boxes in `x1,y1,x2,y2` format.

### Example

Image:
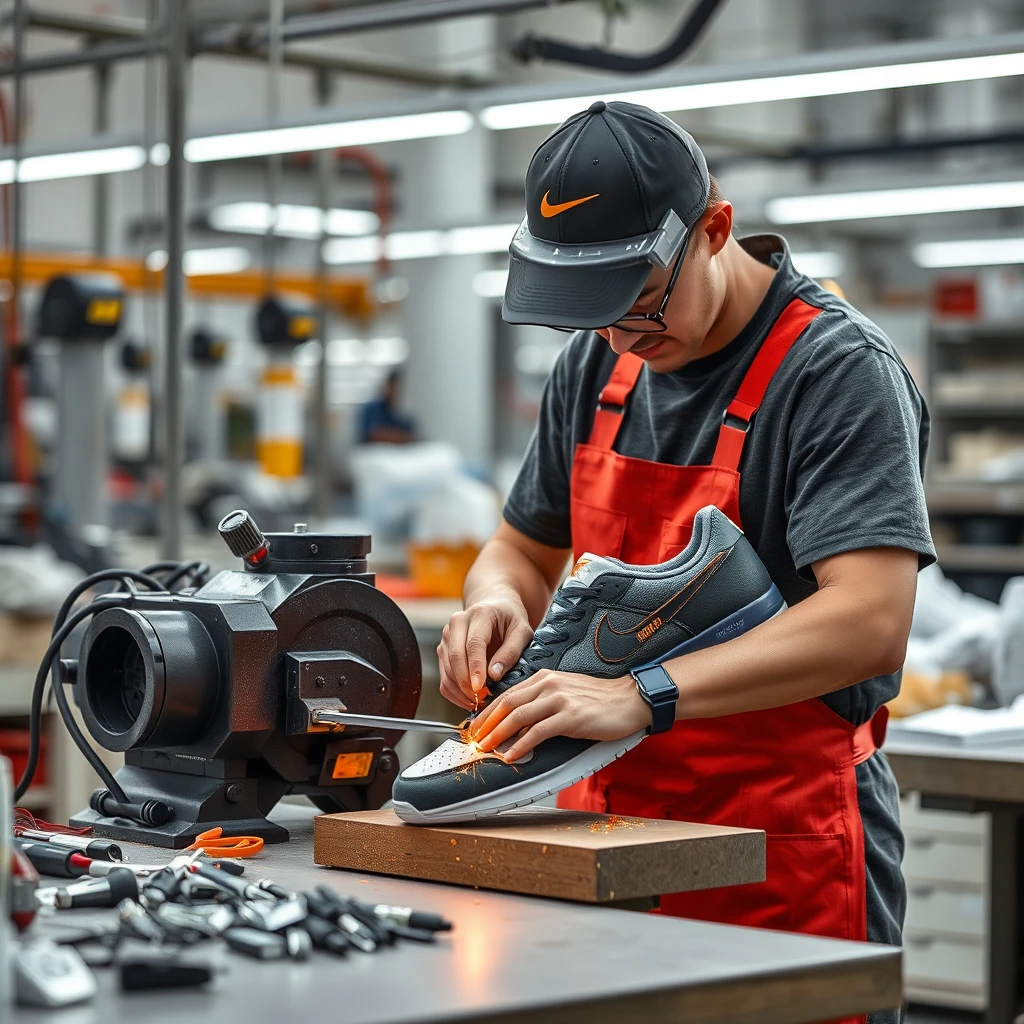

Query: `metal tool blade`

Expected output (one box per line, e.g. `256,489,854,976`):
310,709,463,738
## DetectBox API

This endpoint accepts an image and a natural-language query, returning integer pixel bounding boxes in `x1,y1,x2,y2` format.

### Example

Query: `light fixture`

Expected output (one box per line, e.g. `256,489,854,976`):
0,145,147,184
789,251,845,278
766,180,1024,224
323,223,518,265
186,110,474,163
481,50,1024,130
913,237,1024,268
146,247,252,275
474,268,509,298
209,201,379,238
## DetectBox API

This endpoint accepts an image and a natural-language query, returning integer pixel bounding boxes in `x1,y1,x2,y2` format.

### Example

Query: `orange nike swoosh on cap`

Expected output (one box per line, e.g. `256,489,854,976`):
539,190,600,218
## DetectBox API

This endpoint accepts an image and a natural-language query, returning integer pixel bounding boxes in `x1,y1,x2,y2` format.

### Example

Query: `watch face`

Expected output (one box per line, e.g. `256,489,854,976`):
637,666,678,703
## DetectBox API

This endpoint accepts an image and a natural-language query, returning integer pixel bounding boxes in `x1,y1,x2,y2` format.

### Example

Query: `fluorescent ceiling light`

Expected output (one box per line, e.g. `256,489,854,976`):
913,237,1024,268
209,201,379,238
766,180,1024,224
146,247,252,275
324,223,518,265
0,145,147,184
790,250,844,278
474,268,509,298
481,51,1024,130
186,110,474,163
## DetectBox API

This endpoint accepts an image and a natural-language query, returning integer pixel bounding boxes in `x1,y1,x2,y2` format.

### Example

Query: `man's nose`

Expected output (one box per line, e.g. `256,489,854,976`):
603,328,638,355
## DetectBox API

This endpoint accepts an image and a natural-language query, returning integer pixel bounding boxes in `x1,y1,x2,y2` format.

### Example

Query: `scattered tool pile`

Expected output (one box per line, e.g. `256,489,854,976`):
10,815,453,1006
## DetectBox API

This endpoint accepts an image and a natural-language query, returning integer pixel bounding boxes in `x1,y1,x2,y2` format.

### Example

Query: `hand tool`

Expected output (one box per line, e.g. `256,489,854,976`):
17,841,90,879
285,927,312,960
16,831,122,862
184,827,264,858
153,902,234,939
223,927,288,960
117,899,167,943
191,862,274,903
119,957,213,992
300,915,350,956
89,849,202,879
55,869,139,910
236,894,307,933
364,902,452,933
310,709,463,737
13,939,97,1007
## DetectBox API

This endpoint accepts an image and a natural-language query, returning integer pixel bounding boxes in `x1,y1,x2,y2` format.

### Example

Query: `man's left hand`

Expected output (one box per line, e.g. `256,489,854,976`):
468,670,653,762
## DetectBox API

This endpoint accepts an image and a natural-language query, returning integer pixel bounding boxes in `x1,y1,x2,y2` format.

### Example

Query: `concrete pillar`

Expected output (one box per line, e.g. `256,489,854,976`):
397,17,496,471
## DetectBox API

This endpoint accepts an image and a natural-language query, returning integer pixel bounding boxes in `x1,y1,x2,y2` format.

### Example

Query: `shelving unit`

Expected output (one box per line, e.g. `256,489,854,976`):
926,321,1024,601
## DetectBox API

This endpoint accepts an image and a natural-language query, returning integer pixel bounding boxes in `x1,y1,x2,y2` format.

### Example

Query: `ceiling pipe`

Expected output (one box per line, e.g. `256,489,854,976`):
511,0,726,72
0,4,499,88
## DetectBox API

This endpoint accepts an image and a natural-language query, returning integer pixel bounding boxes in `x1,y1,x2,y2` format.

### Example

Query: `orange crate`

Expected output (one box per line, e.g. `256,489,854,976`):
408,541,480,598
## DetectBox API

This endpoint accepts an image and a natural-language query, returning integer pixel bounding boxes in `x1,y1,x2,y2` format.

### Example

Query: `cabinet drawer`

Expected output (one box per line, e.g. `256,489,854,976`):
903,832,986,885
905,882,985,938
899,794,989,840
903,932,985,992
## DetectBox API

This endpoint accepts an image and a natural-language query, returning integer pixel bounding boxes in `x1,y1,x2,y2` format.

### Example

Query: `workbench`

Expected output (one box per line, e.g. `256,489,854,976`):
885,735,1024,1023
23,802,901,1023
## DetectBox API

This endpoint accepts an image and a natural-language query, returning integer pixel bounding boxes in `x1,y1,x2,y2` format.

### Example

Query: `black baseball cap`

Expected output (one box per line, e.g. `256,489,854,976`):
502,100,710,330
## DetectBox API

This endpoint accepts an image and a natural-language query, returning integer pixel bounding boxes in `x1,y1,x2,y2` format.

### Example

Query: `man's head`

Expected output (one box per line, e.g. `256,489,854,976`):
502,101,739,373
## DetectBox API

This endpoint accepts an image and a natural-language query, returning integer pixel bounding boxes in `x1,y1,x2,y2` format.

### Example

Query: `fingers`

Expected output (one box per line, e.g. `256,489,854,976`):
437,642,475,710
487,622,535,682
476,693,558,753
469,674,544,741
465,618,495,695
502,716,566,762
443,615,477,704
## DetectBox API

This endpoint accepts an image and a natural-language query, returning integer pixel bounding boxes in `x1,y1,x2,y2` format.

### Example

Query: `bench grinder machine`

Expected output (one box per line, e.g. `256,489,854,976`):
69,511,421,847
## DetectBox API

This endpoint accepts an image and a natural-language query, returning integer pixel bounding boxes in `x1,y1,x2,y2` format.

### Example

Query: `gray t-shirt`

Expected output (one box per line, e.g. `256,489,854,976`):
504,233,935,727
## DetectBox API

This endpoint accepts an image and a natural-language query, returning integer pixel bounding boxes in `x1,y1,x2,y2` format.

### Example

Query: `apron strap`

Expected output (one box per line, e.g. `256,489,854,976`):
587,351,644,450
711,298,824,472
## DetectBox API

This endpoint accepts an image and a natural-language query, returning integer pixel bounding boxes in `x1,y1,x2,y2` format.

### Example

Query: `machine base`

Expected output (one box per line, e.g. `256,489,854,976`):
68,809,290,849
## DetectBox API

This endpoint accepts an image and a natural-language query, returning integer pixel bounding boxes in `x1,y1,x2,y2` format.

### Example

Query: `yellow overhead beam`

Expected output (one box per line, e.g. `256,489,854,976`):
0,251,376,319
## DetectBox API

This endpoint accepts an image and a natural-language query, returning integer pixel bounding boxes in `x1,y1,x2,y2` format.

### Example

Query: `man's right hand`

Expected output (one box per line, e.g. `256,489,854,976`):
437,599,535,710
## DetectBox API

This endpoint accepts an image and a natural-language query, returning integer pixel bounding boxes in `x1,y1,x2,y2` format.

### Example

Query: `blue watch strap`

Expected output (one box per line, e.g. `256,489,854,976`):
631,664,679,735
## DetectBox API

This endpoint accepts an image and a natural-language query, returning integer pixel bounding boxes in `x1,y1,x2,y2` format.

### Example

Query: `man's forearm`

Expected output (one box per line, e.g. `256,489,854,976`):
664,578,909,720
463,538,560,628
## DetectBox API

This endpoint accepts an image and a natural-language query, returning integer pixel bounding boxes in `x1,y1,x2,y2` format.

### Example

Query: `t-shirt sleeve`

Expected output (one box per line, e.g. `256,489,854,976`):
502,345,575,550
784,343,936,576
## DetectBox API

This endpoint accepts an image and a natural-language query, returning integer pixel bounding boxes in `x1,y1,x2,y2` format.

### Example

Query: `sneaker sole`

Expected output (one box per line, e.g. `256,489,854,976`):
392,582,785,826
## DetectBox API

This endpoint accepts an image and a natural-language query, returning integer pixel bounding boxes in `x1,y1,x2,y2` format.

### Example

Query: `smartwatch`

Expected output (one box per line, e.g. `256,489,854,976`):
630,664,679,735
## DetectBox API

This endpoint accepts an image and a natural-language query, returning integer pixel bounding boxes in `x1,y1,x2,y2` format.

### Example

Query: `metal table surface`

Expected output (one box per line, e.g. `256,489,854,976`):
884,736,1024,1024
22,803,901,1024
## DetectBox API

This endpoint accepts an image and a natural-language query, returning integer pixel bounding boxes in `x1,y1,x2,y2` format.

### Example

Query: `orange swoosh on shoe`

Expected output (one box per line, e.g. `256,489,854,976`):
540,190,600,218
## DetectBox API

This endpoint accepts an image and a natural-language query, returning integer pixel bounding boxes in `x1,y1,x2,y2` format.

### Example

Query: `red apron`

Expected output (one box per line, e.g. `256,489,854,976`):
558,298,889,1024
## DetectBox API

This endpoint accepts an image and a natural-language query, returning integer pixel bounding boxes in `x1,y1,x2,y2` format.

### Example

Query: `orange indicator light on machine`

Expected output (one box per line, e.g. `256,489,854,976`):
331,752,375,780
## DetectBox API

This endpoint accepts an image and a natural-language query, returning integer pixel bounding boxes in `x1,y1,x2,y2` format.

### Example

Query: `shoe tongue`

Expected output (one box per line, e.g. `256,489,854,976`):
561,553,620,590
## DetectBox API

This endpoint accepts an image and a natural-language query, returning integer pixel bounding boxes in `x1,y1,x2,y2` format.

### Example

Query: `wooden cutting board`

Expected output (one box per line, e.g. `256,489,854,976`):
313,806,764,903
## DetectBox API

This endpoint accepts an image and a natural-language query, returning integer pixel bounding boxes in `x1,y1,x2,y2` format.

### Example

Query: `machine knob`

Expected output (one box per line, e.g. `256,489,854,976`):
218,510,268,564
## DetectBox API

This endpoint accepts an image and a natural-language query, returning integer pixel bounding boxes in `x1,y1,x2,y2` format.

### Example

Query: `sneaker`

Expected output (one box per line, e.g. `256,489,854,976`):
391,505,784,825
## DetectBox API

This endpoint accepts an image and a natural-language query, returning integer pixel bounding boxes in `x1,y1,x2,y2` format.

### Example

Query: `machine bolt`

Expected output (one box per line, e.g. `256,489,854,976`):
377,683,387,695
310,543,319,555
378,755,394,773
314,676,326,689
225,784,245,804
294,523,307,534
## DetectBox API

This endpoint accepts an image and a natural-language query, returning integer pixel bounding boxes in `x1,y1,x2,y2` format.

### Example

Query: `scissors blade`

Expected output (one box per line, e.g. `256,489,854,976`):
311,709,464,738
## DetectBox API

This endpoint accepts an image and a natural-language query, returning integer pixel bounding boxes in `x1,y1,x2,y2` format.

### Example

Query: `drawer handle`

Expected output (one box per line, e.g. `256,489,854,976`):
909,886,935,899
907,936,936,949
908,837,936,850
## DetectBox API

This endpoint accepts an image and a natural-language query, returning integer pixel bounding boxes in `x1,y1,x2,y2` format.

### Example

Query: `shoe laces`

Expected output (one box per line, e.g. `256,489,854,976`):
500,584,602,686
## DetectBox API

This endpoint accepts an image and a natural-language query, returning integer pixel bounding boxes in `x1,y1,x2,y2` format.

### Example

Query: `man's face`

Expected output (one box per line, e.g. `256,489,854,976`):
595,212,722,373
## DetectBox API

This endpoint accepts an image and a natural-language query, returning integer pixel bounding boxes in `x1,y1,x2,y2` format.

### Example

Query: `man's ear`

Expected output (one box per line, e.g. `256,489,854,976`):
704,201,734,257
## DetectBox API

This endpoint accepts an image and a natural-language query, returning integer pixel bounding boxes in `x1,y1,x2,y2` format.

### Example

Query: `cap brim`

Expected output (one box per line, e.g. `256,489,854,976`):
501,254,651,330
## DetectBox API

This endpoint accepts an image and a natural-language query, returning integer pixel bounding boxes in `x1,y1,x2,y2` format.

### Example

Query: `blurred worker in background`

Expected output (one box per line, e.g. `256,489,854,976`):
437,100,933,1024
359,369,416,445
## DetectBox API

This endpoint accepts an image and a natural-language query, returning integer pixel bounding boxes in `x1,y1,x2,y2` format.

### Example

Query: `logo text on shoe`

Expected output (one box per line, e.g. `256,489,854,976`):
593,551,727,664
636,617,662,642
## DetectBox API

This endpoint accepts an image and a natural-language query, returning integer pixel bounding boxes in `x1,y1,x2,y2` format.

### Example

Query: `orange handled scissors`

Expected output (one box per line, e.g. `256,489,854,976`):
185,827,264,858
